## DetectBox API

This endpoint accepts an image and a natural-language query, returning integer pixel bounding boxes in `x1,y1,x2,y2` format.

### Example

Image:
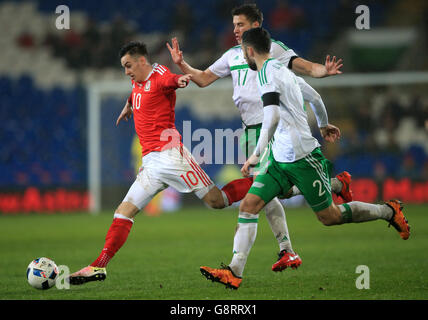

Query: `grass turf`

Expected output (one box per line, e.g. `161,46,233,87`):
0,204,427,300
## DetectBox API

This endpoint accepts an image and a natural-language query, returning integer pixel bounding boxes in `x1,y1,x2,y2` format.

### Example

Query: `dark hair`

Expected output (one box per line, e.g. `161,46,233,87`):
242,27,271,54
231,3,263,25
119,41,149,59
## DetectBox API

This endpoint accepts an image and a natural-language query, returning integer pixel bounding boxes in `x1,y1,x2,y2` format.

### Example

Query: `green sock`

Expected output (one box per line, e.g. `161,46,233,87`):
339,203,353,223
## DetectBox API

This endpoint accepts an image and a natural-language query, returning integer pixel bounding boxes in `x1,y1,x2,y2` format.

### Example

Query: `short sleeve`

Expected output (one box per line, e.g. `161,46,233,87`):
208,51,231,78
270,40,298,69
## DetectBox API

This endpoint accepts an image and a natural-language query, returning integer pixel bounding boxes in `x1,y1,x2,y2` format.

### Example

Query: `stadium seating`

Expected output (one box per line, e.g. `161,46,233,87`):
0,75,86,187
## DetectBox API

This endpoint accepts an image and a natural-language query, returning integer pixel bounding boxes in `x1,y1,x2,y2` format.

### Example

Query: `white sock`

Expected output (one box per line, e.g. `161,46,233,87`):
338,202,393,223
330,177,343,194
264,198,293,253
289,185,301,197
229,211,259,277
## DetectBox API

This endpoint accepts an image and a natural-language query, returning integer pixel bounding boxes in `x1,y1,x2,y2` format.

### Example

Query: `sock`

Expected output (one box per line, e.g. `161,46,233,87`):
229,211,259,277
221,177,253,206
289,185,301,197
90,215,133,268
330,177,343,194
338,202,393,224
264,198,293,253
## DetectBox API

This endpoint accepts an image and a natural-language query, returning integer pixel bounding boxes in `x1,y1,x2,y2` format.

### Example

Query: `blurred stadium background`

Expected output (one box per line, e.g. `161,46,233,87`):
1,0,427,215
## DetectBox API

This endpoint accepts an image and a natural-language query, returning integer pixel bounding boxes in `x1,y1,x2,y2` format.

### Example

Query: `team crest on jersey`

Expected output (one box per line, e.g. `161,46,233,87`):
144,80,151,92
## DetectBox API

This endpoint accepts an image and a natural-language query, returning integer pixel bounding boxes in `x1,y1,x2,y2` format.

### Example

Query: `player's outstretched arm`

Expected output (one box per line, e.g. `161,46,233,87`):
166,37,219,87
116,100,133,126
296,77,340,143
297,77,328,128
292,55,343,78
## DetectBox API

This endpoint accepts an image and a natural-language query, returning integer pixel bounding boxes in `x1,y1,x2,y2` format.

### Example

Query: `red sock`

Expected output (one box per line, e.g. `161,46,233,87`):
221,177,254,205
90,218,133,268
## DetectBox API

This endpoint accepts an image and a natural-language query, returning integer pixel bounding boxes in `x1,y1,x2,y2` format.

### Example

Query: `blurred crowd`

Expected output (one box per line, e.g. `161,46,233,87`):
18,15,136,70
13,0,428,71
321,86,428,181
14,0,320,70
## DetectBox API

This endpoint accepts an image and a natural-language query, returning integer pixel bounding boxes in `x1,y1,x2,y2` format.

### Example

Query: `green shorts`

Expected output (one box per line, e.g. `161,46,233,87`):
239,123,270,173
248,147,333,212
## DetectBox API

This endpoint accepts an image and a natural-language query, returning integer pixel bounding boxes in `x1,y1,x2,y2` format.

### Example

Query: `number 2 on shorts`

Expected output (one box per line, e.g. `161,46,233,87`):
313,180,325,197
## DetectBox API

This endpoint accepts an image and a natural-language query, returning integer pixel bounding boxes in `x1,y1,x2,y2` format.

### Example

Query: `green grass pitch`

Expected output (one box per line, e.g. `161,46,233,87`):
1,204,427,300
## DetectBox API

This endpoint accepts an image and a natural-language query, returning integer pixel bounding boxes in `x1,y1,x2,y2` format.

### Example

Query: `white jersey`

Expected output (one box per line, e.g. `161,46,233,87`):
209,39,297,126
257,58,320,163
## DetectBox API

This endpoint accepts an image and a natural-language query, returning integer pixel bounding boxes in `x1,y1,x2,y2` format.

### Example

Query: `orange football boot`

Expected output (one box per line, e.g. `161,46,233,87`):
385,199,410,240
200,263,242,289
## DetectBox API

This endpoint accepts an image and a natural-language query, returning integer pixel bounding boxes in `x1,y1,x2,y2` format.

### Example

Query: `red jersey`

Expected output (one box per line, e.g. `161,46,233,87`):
128,64,183,157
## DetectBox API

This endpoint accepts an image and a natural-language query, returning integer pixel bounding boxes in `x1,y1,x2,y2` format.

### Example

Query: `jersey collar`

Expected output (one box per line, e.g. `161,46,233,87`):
262,58,274,68
142,63,159,82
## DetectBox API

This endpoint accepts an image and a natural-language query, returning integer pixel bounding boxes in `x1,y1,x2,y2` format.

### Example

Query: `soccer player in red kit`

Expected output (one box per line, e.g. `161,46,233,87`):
68,41,250,285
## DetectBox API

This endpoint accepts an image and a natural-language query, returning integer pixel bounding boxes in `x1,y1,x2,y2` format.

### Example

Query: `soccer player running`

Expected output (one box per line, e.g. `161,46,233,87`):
68,42,251,285
199,27,410,290
167,3,351,272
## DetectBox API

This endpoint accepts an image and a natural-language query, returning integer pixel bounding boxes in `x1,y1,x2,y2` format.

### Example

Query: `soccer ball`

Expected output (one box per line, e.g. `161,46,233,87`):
26,257,58,290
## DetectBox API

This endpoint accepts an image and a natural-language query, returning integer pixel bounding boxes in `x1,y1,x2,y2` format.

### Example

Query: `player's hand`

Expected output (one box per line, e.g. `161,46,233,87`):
116,102,133,126
324,55,343,76
241,154,259,178
166,37,184,65
177,74,192,88
320,124,341,143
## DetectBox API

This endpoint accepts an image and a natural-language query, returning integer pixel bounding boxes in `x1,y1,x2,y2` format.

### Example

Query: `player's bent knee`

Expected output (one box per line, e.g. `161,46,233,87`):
240,194,265,214
205,199,225,209
315,205,342,226
202,188,226,209
316,214,336,226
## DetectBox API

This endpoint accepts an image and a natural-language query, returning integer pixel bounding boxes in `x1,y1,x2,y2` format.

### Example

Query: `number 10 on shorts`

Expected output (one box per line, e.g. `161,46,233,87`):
180,171,199,188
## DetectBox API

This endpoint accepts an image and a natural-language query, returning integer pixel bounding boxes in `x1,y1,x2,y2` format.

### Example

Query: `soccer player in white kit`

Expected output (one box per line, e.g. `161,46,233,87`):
199,27,410,289
167,3,352,272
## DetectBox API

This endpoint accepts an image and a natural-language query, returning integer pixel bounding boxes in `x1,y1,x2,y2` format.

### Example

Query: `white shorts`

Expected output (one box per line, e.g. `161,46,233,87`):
123,145,214,209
